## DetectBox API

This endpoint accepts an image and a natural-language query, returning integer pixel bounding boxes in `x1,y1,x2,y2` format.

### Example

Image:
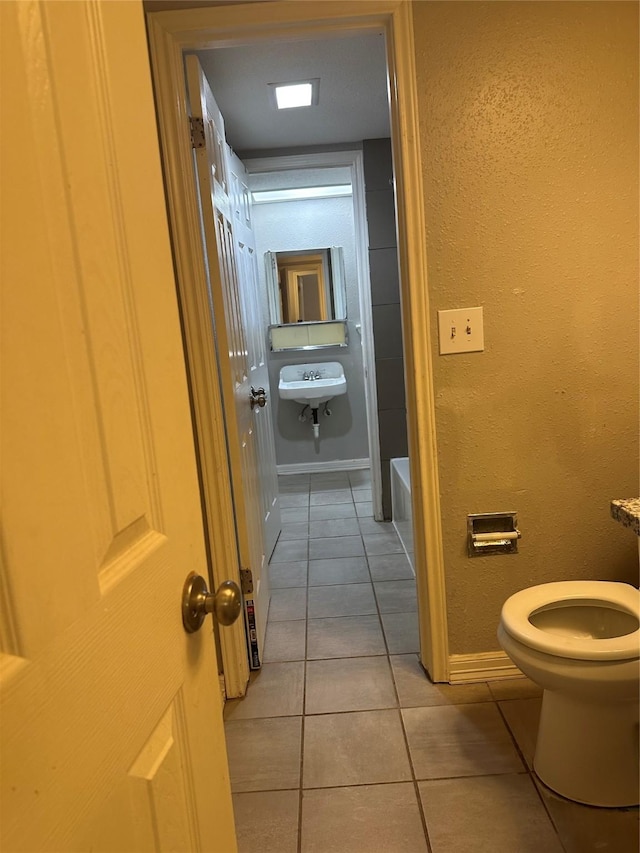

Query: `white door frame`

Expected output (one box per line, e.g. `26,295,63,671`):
147,0,450,682
243,149,384,521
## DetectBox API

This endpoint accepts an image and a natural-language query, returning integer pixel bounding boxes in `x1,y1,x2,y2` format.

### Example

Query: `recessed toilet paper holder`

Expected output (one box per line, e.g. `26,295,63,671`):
467,512,521,557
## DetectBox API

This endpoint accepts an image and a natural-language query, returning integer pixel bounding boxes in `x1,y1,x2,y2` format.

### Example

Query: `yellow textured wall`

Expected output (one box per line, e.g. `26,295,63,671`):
413,1,639,654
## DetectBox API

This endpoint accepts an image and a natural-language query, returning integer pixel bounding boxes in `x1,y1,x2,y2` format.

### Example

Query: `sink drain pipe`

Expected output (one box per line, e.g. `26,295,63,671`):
311,407,320,439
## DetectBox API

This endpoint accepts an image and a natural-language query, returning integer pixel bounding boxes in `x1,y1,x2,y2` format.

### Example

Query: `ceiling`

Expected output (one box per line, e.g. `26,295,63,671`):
194,32,391,155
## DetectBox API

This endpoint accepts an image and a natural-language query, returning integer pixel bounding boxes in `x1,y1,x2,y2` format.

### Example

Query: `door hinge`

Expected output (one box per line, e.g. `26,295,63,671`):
189,116,205,149
240,567,254,596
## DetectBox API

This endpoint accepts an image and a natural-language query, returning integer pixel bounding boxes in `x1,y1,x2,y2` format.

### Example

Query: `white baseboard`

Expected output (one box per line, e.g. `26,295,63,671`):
448,651,522,684
277,458,369,475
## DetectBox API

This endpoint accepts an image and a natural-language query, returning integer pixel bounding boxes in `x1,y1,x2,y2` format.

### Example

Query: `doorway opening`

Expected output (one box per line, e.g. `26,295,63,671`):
190,32,396,524
243,149,387,514
146,1,450,690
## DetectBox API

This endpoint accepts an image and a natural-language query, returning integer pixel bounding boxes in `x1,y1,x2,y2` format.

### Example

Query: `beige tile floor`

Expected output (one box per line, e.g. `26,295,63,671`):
225,470,640,853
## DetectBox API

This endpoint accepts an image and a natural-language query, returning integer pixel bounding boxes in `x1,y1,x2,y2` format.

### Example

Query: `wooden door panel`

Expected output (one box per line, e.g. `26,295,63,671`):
0,547,215,849
187,56,270,663
215,213,249,389
128,696,199,852
228,150,281,560
70,686,217,853
1,3,236,849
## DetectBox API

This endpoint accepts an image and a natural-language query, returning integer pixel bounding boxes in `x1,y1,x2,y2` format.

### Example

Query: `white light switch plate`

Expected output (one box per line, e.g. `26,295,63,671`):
438,307,484,354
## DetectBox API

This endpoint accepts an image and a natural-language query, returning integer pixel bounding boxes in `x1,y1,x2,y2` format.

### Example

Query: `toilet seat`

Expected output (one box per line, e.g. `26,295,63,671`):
501,581,640,661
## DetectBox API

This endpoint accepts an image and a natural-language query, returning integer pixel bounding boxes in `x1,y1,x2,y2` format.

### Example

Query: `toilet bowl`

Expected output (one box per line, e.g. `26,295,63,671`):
498,581,640,807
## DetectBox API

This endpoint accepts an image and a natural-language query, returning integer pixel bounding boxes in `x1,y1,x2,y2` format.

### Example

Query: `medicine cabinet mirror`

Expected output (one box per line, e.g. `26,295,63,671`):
265,247,347,326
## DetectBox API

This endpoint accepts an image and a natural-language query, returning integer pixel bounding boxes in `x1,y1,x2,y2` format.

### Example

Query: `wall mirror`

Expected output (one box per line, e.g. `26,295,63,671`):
265,246,346,326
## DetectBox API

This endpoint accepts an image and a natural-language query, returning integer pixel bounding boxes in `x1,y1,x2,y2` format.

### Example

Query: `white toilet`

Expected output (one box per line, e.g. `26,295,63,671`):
498,580,640,807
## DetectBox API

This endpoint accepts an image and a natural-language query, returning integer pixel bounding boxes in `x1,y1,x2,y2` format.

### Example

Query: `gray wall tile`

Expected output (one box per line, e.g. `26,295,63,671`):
365,189,397,249
372,304,404,359
369,247,401,306
379,409,408,460
375,358,406,410
363,138,407,521
363,138,394,190
381,466,393,520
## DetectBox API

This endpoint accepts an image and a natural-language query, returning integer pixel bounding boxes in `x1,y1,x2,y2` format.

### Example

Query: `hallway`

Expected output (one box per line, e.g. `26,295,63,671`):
224,471,639,852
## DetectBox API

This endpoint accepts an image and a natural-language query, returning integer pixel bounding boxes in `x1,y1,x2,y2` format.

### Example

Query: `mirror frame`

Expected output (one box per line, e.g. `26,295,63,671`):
265,246,347,326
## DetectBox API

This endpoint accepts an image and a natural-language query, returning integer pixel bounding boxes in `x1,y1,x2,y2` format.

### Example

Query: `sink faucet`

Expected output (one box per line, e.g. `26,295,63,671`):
303,370,322,381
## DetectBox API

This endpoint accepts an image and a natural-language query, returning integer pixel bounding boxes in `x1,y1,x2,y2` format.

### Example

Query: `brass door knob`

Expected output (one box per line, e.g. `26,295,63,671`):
250,386,267,409
182,572,242,633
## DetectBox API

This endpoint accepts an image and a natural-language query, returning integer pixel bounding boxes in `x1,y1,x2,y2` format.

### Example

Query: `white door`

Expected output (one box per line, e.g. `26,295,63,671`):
227,148,281,559
0,2,236,850
186,56,272,667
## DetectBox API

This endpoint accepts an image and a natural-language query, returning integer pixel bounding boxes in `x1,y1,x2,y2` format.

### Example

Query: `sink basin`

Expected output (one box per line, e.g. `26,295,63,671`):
278,362,347,406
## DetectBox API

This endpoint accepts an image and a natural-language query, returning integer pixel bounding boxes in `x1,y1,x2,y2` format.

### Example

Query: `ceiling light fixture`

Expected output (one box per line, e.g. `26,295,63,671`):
252,185,352,204
269,79,320,110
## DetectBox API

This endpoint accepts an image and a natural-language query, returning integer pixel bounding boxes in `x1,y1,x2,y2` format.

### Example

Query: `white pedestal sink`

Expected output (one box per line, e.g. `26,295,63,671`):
278,362,347,407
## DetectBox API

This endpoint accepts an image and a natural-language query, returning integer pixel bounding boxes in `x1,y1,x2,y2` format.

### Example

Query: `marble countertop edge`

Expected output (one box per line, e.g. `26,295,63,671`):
610,498,640,536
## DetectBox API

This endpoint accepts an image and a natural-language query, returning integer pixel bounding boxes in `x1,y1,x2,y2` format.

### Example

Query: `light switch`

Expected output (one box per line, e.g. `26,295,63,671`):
438,307,484,355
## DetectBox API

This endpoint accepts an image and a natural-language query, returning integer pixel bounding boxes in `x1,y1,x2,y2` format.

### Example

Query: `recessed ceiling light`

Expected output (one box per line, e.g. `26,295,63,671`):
269,79,320,110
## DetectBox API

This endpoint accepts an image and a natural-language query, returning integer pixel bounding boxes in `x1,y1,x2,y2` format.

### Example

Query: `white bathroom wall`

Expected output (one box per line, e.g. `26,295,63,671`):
250,180,370,467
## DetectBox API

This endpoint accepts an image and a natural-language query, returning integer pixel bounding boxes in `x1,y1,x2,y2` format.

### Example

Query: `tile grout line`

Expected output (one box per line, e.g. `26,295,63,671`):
390,658,434,852
297,486,312,853
367,520,434,852
261,477,417,850
364,526,433,850
382,594,434,852
494,700,569,852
